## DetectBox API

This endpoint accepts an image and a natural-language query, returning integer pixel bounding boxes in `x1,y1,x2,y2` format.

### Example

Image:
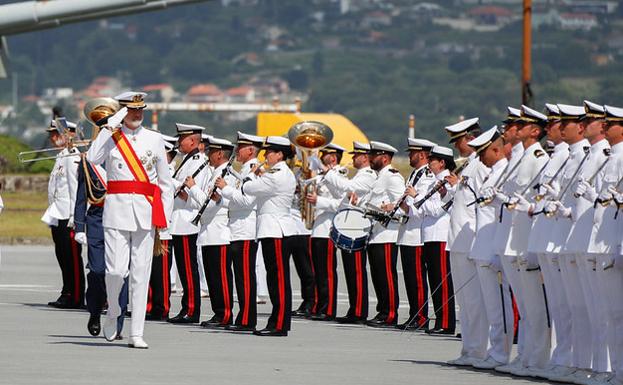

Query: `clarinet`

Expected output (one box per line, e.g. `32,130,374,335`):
414,158,470,210
174,159,210,198
191,153,236,226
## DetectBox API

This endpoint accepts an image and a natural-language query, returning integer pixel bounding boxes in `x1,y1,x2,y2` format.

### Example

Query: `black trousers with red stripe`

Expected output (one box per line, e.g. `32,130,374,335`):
290,235,316,313
400,245,429,328
341,249,368,319
202,244,233,325
261,237,292,331
147,239,173,318
172,234,200,318
231,240,258,327
50,220,84,306
311,237,338,317
422,241,455,331
367,243,399,324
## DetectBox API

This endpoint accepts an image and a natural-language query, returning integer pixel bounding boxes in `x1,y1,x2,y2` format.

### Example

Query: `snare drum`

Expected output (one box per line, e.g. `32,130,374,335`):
330,208,373,252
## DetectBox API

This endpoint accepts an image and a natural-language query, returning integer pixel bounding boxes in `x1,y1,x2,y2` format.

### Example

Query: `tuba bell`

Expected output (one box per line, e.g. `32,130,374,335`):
83,97,121,140
287,121,334,230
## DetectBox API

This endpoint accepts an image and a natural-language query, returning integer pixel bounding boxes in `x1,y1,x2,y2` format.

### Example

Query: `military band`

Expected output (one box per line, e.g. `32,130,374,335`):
36,91,623,385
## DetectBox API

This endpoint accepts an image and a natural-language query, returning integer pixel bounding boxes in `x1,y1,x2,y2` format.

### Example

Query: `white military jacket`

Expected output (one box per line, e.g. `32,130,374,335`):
242,160,297,239
563,138,610,253
314,166,377,213
588,141,623,256
546,139,591,253
87,125,174,232
446,152,489,253
312,166,348,238
170,149,210,235
499,141,549,257
159,162,176,241
360,164,405,244
398,166,438,246
527,142,569,254
220,158,259,241
42,147,80,225
470,158,508,264
188,162,237,246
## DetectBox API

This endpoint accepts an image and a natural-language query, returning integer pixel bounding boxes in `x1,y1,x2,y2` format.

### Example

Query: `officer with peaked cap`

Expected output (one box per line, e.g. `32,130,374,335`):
401,145,456,334
467,126,514,370
443,117,491,367
216,131,264,332
167,123,210,325
42,117,84,310
306,142,348,321
351,141,405,327
87,91,174,348
395,138,437,331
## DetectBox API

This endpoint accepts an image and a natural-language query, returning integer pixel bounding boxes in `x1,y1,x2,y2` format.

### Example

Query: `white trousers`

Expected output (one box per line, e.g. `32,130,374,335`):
598,256,623,382
538,253,572,367
256,240,268,296
476,264,514,364
104,227,154,338
451,252,488,360
501,256,526,361
519,264,551,369
559,253,592,369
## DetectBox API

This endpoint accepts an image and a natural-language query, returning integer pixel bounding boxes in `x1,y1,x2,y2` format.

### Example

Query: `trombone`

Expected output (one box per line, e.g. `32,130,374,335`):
18,141,90,163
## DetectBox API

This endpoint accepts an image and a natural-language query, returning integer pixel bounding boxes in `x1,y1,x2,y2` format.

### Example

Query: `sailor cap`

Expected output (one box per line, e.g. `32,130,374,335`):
583,100,606,119
207,137,235,150
557,104,586,120
348,141,370,154
201,133,213,142
430,145,454,159
236,131,264,146
467,126,502,154
369,141,398,155
321,143,346,154
46,118,77,132
405,138,436,152
161,133,178,144
520,105,548,126
605,105,623,122
445,117,480,143
503,107,522,124
114,91,147,109
164,141,176,152
175,123,205,136
545,103,561,122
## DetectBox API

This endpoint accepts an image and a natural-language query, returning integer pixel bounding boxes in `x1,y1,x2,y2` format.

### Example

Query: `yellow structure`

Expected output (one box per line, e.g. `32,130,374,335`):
256,112,368,164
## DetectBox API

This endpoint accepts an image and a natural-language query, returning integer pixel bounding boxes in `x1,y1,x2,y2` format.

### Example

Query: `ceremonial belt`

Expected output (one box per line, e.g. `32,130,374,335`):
110,129,167,228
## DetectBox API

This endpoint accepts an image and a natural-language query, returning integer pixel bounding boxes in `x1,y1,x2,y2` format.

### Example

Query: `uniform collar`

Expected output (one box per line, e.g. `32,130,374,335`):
242,158,258,170
590,138,610,154
122,125,142,135
524,141,541,152
554,142,569,153
569,139,590,154
378,164,393,175
435,169,450,181
511,142,524,158
611,141,623,154
491,157,508,172
213,161,228,173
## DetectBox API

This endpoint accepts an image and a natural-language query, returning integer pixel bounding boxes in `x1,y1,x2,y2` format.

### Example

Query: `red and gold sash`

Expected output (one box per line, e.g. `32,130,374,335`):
106,130,167,228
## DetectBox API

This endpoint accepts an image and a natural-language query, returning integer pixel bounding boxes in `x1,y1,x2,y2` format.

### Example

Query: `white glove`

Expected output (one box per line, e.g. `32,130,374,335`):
494,188,510,203
575,179,597,201
543,180,560,198
512,193,532,213
608,185,623,203
488,256,503,272
481,187,495,202
547,200,571,218
67,216,75,229
74,232,87,245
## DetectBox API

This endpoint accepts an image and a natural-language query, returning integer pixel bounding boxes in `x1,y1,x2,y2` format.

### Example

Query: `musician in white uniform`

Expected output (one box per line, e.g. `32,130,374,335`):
443,118,491,366
42,119,84,309
219,136,297,336
87,91,174,349
393,138,436,330
352,141,405,328
467,127,514,370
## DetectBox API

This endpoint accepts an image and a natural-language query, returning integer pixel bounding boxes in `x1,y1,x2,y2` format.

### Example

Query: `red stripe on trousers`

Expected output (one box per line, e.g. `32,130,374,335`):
439,243,449,329
327,239,335,316
355,251,363,317
275,239,286,330
162,240,170,315
308,237,318,313
70,230,80,304
415,246,425,324
242,241,250,325
147,286,153,313
385,243,396,323
182,236,195,317
220,245,231,324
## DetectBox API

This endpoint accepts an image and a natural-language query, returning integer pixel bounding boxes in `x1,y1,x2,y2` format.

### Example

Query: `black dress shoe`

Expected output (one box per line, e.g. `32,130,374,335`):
426,328,455,335
310,313,335,321
291,308,311,318
225,324,256,332
145,313,168,321
87,314,101,336
253,328,288,337
199,317,223,328
365,318,397,328
335,315,366,324
48,295,72,308
168,313,199,324
115,334,123,340
396,320,428,331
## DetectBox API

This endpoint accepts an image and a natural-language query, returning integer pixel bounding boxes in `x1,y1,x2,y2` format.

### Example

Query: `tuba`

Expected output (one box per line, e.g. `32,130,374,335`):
83,97,121,140
288,121,334,230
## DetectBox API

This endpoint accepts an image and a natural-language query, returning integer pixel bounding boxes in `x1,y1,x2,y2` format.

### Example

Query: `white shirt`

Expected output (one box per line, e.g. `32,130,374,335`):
86,125,174,232
170,150,210,235
42,147,80,225
399,166,439,246
220,158,259,241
